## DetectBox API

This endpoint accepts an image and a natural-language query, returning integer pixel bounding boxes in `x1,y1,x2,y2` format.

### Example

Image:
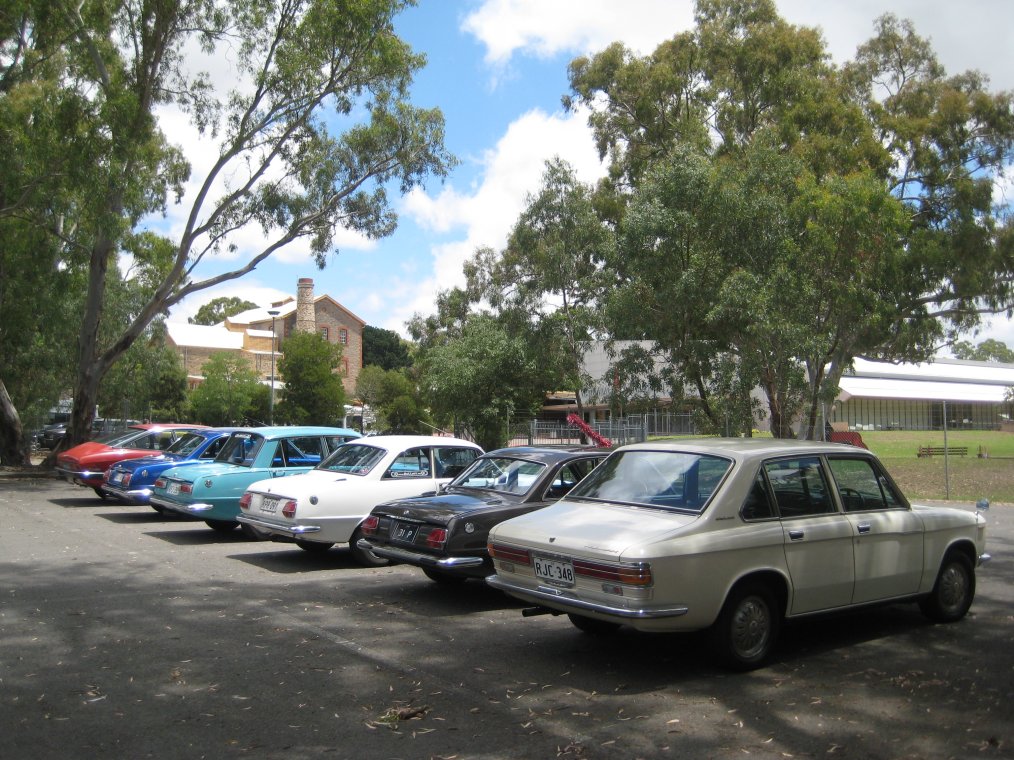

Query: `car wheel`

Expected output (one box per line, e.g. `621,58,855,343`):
93,487,108,499
422,567,467,585
150,504,166,514
567,613,622,635
919,552,975,623
204,519,238,532
296,539,333,553
710,581,781,671
348,528,390,567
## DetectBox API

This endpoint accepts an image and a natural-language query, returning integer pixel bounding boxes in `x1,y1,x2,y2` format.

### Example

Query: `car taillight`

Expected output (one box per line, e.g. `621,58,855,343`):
180,483,193,494
360,516,379,535
281,500,296,519
573,559,653,587
239,493,252,510
426,528,447,549
488,542,531,565
154,478,166,488
122,473,131,486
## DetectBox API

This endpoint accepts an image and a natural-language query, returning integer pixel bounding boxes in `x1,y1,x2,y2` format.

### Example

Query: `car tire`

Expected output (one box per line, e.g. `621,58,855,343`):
239,523,263,540
567,613,622,635
919,552,975,623
151,504,166,514
296,539,333,553
348,528,390,567
94,487,108,499
710,581,781,671
422,567,467,585
204,519,238,532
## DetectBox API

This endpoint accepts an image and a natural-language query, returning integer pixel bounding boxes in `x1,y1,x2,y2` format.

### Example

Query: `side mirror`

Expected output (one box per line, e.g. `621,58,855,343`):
976,498,990,511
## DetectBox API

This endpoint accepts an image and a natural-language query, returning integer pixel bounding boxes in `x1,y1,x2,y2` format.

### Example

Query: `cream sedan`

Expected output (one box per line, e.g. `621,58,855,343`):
237,435,482,565
486,438,990,670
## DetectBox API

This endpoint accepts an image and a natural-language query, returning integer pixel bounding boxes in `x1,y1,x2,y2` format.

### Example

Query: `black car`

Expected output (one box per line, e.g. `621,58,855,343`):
356,446,607,583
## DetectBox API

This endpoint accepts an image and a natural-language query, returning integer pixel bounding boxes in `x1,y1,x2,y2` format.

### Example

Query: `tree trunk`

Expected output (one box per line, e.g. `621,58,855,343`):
0,379,30,466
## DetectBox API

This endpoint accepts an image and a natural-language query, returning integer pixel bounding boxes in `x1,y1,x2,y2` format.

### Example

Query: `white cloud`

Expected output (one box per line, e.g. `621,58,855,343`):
166,280,293,324
385,106,605,333
462,0,693,64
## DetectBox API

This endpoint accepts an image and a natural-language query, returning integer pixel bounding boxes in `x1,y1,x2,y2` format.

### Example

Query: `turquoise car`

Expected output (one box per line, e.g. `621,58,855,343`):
149,426,360,532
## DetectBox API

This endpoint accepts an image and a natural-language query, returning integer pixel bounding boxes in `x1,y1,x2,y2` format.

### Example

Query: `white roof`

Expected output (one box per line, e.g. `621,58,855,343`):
230,303,296,324
167,322,244,350
839,358,1014,403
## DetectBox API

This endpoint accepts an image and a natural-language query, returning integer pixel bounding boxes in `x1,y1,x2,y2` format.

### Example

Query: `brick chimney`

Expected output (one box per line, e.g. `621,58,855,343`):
296,277,316,333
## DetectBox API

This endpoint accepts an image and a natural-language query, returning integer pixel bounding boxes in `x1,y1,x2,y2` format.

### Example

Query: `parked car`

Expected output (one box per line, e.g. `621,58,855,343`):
149,427,361,532
357,446,607,583
237,435,483,565
486,438,990,670
41,417,142,450
55,423,210,497
101,428,236,507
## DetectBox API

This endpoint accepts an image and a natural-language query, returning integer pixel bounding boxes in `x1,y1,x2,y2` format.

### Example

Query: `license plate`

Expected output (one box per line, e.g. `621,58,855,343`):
111,472,124,484
394,523,417,543
167,482,180,495
260,497,278,514
534,556,575,586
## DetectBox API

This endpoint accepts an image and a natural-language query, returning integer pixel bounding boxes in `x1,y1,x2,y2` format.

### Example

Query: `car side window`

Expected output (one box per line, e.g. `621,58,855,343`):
545,457,602,500
741,470,777,520
202,437,226,459
826,457,903,512
156,431,178,450
434,447,479,478
384,447,432,479
763,456,834,518
273,437,325,467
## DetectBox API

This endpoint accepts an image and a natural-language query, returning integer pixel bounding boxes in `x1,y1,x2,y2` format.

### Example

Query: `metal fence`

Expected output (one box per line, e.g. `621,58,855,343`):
504,412,698,448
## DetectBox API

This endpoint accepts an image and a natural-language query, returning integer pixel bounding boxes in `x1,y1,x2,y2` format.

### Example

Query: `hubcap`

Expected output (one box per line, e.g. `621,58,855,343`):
939,564,968,613
731,596,770,659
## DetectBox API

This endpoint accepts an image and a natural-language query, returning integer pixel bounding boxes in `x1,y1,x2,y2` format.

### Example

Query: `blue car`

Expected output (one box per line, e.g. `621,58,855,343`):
149,426,361,532
100,429,236,508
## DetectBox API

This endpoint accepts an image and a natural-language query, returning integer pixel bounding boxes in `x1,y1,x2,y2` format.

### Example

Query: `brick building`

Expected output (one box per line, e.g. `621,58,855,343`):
166,278,365,395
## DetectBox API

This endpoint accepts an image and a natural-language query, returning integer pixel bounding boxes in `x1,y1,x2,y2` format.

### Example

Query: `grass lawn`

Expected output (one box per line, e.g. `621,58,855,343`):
860,430,1014,503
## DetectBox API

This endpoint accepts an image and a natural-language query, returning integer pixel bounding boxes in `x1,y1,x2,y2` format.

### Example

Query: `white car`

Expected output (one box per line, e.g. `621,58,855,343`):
486,438,990,670
237,435,482,564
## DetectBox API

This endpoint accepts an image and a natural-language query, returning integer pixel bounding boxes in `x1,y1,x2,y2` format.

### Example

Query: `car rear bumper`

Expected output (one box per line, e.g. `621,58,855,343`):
55,466,103,487
150,495,213,517
357,539,486,570
237,515,321,538
101,485,153,504
485,573,690,620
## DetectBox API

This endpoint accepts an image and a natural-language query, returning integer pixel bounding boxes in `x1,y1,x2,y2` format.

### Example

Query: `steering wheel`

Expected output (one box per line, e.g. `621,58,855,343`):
840,488,865,510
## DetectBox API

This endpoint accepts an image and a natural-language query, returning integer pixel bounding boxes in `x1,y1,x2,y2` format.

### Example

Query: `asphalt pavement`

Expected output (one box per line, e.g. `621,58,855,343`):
1,477,1011,759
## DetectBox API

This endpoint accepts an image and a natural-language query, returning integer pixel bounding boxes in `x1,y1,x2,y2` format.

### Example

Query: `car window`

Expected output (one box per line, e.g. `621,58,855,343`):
453,456,547,495
316,443,387,475
272,436,325,468
168,432,206,456
826,457,904,512
216,432,265,466
544,456,604,500
324,434,359,451
567,450,731,513
741,470,777,520
202,437,227,459
384,447,433,479
434,446,480,478
763,456,834,518
155,431,179,450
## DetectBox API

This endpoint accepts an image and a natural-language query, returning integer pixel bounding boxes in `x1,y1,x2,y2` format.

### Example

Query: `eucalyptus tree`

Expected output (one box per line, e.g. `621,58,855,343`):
568,0,1014,437
189,297,258,326
275,331,346,426
0,0,454,457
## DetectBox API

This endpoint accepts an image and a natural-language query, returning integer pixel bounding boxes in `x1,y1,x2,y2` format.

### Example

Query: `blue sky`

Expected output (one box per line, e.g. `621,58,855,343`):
164,0,1014,349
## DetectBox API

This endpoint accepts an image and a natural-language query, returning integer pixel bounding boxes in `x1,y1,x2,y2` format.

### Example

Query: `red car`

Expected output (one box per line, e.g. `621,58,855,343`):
56,424,209,497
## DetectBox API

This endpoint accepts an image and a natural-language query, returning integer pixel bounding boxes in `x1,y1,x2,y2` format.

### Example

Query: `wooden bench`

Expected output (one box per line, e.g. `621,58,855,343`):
917,446,969,457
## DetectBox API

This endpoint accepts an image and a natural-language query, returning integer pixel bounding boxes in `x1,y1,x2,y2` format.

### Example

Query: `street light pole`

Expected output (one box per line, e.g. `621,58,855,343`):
268,309,279,424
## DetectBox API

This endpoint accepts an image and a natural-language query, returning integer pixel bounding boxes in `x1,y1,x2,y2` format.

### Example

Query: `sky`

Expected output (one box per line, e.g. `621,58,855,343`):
161,0,1014,351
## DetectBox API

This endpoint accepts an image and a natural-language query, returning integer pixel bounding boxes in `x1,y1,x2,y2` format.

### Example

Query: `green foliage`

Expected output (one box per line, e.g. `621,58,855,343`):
951,339,1014,363
363,325,412,370
0,0,454,452
275,332,346,425
355,364,430,433
189,353,263,426
99,325,190,422
189,297,258,326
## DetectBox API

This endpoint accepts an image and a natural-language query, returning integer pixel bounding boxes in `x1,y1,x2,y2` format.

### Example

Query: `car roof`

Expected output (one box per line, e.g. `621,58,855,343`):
483,446,609,464
617,437,875,464
131,423,210,431
352,434,481,448
218,426,361,438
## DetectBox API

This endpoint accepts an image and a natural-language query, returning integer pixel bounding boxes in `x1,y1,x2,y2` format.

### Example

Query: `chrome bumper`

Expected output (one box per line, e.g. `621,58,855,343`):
356,539,485,569
101,485,153,503
236,514,321,537
149,496,213,515
55,466,103,484
486,574,689,620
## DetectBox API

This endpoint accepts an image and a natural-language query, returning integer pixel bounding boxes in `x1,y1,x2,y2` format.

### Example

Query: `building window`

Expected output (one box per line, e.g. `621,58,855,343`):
320,326,329,341
339,328,348,345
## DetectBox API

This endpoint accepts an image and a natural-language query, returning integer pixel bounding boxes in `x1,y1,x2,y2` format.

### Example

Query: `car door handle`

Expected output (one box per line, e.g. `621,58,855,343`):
857,522,871,534
788,530,805,541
